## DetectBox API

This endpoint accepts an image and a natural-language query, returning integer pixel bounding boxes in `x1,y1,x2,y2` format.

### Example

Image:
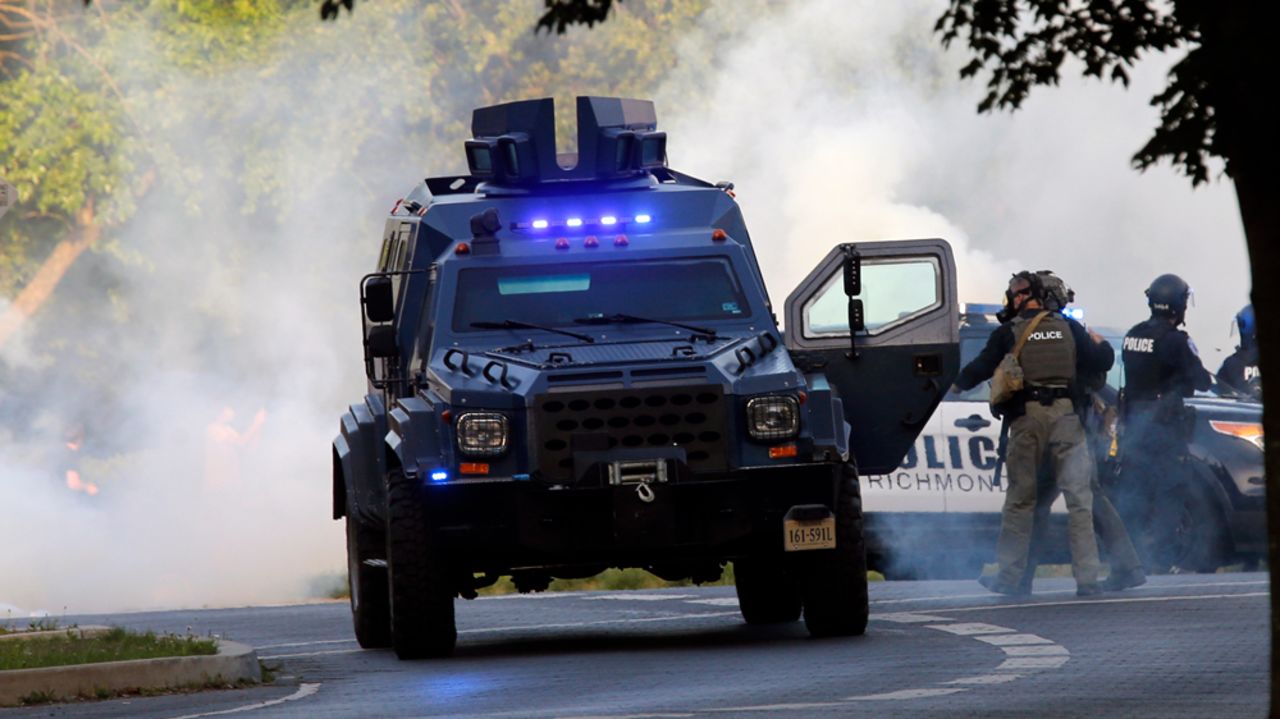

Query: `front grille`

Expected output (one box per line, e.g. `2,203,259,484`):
532,386,729,482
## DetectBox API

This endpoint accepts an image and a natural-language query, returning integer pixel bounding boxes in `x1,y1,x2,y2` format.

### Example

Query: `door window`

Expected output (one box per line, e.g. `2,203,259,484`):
802,257,941,338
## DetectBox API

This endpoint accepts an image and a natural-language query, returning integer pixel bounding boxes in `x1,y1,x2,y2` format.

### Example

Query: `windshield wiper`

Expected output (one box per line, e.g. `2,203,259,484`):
573,313,718,340
470,319,595,344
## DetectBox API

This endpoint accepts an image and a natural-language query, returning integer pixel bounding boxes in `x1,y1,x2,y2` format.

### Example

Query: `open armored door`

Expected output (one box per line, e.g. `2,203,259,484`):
784,239,960,475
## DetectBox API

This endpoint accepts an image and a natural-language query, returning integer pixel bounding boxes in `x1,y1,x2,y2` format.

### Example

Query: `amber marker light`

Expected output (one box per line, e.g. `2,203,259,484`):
769,445,798,459
454,242,471,255
555,238,571,250
1209,420,1264,451
711,229,728,242
584,235,600,248
459,462,490,475
614,234,629,247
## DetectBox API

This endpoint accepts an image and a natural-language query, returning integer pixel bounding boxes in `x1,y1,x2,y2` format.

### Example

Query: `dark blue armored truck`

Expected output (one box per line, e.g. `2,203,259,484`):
333,96,961,658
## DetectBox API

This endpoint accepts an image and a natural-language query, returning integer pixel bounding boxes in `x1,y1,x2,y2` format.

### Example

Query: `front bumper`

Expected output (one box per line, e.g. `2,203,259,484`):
419,462,844,570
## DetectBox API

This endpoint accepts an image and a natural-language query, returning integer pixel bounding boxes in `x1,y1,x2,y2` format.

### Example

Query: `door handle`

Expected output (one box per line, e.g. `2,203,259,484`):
954,415,991,431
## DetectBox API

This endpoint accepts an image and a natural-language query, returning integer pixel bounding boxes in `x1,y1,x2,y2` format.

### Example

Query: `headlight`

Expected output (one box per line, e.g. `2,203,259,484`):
1209,420,1264,451
456,412,510,457
746,395,800,441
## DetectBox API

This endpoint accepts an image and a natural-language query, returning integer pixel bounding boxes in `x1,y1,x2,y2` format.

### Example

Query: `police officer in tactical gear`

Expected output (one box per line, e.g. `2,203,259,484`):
955,270,1114,597
1217,304,1261,401
1118,273,1213,571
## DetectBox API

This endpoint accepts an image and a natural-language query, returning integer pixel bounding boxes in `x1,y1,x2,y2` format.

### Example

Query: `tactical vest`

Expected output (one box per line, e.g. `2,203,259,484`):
1013,312,1076,387
1121,318,1177,400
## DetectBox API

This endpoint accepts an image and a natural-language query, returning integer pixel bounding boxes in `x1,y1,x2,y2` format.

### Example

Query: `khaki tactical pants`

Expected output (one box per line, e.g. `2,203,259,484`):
996,398,1101,588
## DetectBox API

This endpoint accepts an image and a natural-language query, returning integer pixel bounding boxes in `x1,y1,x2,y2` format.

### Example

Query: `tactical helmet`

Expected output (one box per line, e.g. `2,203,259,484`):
1236,304,1256,348
1145,273,1192,321
1033,270,1074,312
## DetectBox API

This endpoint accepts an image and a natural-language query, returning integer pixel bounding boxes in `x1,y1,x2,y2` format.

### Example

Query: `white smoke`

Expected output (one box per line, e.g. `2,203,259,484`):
658,0,1248,364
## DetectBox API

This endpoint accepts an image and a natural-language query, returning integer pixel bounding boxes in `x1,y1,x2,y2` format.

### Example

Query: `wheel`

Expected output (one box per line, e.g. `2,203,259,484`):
386,468,457,658
800,462,870,638
346,514,391,648
1143,480,1228,574
734,556,802,624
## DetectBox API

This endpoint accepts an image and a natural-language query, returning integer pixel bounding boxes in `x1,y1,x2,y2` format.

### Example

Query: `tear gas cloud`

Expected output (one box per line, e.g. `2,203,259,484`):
0,0,1250,615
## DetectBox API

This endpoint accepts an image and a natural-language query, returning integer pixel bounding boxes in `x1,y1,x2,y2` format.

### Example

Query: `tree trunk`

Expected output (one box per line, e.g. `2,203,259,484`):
0,199,98,350
1195,2,1280,713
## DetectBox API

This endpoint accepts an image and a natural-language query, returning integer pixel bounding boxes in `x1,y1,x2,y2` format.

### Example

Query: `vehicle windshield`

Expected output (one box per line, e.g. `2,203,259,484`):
452,258,750,332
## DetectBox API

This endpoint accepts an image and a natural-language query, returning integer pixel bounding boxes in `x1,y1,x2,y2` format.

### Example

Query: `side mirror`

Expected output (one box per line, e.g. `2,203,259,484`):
366,325,398,359
364,276,395,323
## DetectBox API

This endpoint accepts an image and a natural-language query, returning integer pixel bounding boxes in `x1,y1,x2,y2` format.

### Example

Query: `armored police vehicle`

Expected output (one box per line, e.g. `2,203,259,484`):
863,304,1264,579
333,97,960,658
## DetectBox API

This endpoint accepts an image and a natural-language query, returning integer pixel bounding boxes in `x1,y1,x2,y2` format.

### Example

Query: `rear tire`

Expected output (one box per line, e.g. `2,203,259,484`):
801,462,870,638
346,514,391,648
387,468,457,659
734,556,802,624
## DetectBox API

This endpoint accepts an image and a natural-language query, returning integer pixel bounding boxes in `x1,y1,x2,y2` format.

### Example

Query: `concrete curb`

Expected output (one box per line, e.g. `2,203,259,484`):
0,632,260,707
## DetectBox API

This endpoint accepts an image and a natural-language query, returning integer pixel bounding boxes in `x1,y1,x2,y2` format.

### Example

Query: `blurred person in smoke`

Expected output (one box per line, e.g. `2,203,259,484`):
1217,304,1261,401
1117,274,1213,570
953,271,1112,597
204,406,267,491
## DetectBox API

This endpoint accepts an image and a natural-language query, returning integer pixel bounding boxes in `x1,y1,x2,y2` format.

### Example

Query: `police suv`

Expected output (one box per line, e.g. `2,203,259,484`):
332,97,961,658
862,304,1265,578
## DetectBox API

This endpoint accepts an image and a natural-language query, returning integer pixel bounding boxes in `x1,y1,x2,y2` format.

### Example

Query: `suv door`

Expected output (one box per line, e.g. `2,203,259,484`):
784,239,960,476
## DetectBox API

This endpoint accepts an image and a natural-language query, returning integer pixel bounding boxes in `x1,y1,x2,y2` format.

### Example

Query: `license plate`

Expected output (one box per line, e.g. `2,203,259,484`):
783,517,836,551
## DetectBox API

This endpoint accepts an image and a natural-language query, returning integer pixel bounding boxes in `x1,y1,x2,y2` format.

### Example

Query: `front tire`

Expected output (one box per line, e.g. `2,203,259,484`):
800,462,869,638
734,556,802,624
387,468,457,659
1144,479,1227,574
346,514,391,648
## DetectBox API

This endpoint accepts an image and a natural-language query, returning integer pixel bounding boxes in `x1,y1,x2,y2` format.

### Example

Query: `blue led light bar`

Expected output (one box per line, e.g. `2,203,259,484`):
1063,307,1085,321
430,470,449,482
512,215,653,231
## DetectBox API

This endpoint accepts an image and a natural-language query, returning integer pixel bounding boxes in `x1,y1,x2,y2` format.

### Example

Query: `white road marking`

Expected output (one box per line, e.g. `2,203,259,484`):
261,648,364,660
257,638,355,650
925,622,1014,636
997,656,1070,670
163,683,320,719
685,598,740,607
870,579,1267,606
566,714,696,719
942,674,1023,685
873,612,953,623
583,594,698,602
932,590,1269,614
1000,644,1069,657
972,633,1053,646
845,687,969,701
703,701,848,712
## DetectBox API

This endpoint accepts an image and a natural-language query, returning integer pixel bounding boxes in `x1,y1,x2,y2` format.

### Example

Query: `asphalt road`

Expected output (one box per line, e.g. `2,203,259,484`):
7,573,1268,718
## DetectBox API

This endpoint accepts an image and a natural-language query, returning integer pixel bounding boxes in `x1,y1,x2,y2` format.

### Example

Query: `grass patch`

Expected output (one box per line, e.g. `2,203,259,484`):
0,627,217,671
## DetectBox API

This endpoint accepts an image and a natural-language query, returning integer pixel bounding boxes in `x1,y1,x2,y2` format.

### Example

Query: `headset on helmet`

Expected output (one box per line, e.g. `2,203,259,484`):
1145,273,1192,322
997,270,1074,322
